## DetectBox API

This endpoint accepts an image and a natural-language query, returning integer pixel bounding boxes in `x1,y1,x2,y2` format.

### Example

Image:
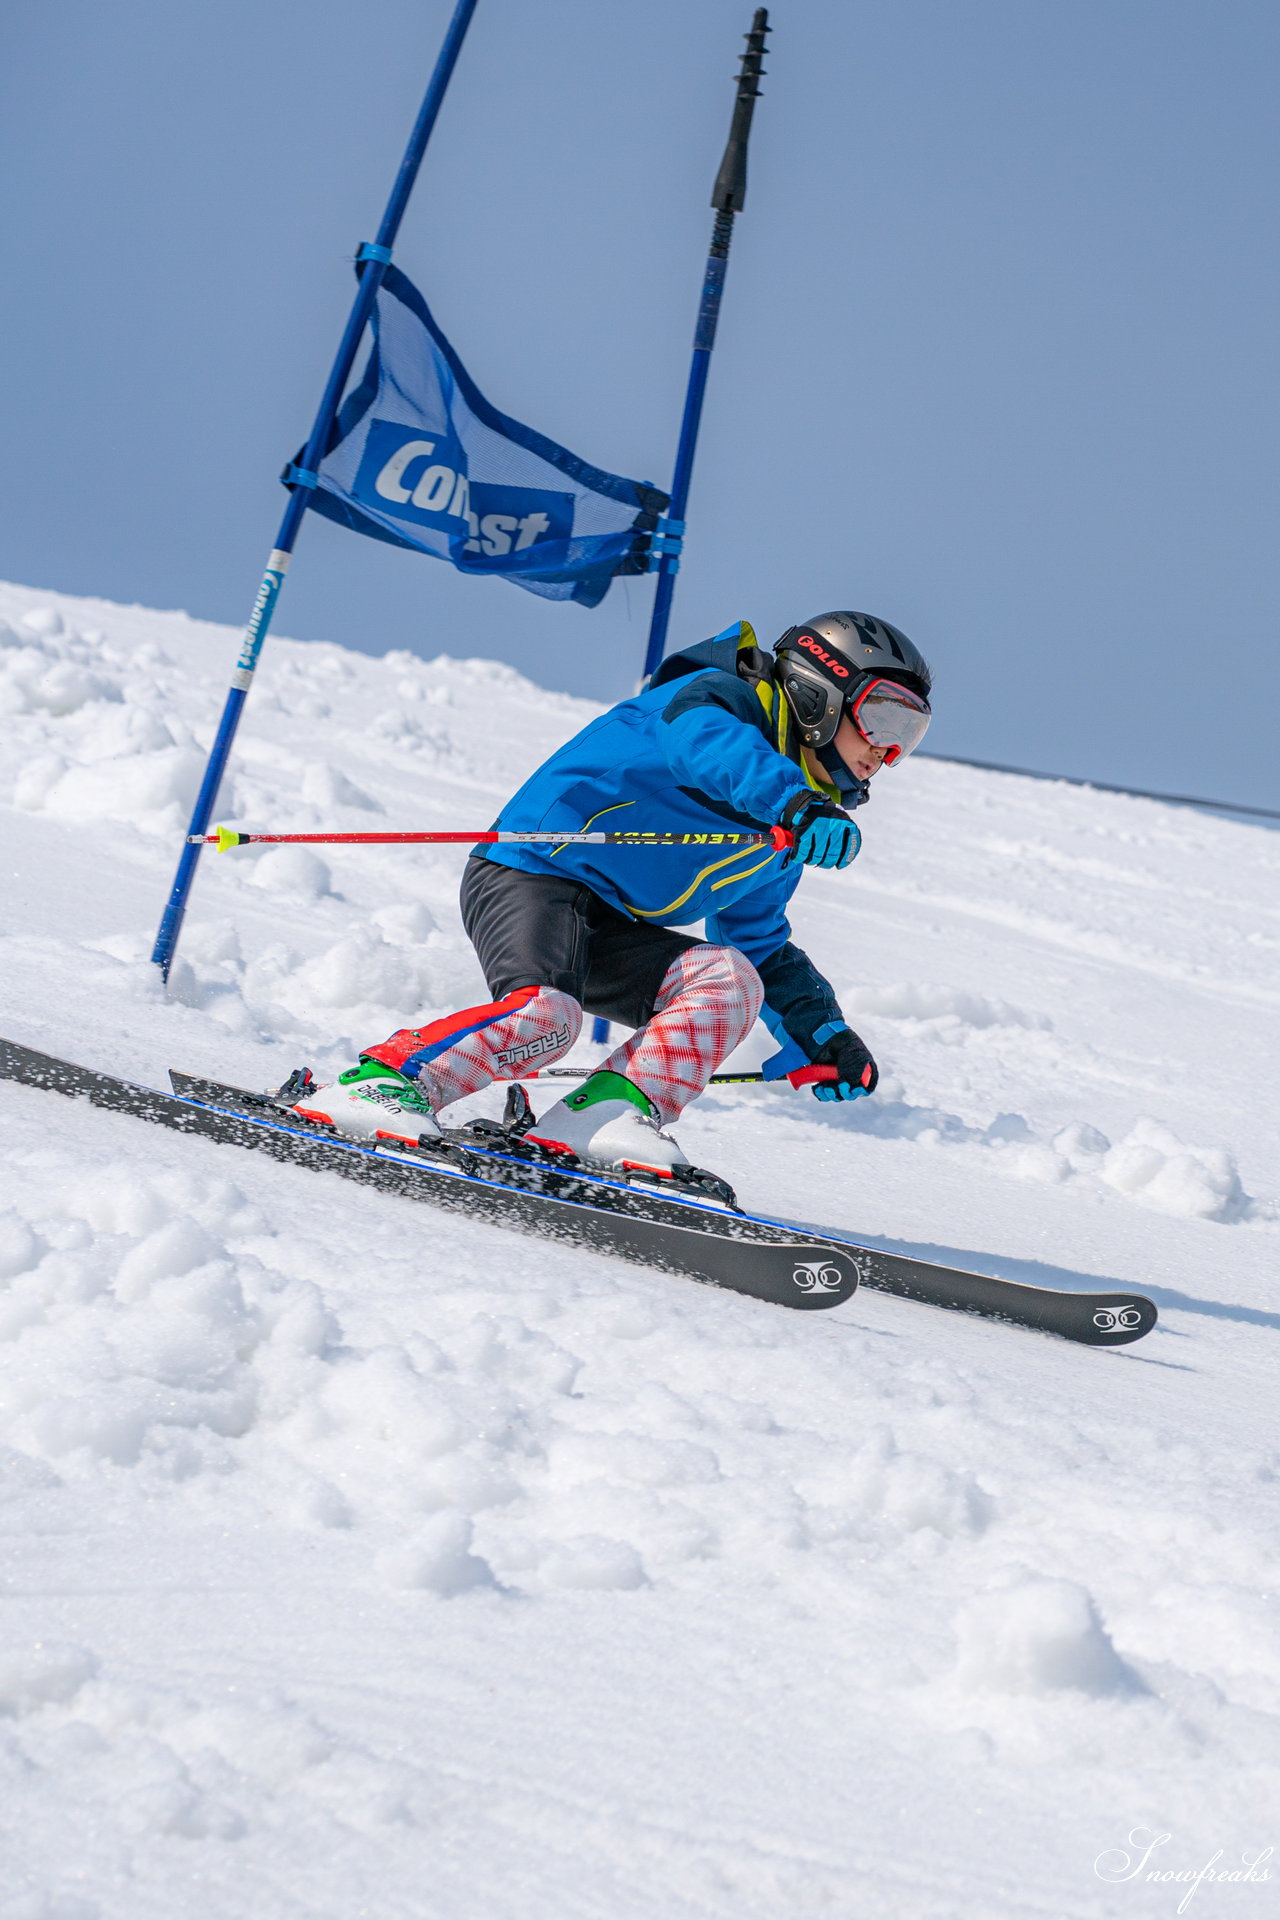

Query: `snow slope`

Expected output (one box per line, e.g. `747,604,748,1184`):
1,581,1277,1920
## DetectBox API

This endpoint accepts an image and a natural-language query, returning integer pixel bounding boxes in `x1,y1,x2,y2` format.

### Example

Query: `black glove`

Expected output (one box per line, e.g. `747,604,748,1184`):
811,1026,879,1101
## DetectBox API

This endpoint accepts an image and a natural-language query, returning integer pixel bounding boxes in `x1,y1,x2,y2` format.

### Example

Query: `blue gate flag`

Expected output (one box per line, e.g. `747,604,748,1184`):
301,265,667,608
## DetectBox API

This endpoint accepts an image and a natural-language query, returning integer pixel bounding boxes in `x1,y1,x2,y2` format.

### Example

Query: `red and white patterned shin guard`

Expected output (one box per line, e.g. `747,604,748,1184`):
362,985,583,1113
603,946,764,1124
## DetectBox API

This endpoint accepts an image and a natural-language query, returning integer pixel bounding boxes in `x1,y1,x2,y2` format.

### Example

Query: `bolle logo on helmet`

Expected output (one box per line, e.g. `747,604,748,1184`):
1092,1304,1145,1331
795,634,849,679
792,1260,846,1293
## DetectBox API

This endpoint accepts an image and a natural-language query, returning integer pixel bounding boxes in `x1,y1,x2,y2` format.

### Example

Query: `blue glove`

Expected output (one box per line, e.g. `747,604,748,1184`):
788,799,861,870
811,1026,878,1101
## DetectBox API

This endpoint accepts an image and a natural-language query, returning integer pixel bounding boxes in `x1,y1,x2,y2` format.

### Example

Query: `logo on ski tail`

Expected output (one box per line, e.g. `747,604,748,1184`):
1092,1304,1145,1331
791,1260,847,1294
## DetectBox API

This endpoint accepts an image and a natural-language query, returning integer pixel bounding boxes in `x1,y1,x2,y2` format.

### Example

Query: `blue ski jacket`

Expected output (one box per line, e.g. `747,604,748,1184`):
478,620,861,1071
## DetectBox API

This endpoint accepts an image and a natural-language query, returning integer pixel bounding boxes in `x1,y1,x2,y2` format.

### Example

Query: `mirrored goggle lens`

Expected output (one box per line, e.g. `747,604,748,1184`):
849,681,931,761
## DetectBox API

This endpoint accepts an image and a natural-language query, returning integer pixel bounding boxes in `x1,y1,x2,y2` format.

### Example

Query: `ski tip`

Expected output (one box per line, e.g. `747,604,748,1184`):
1083,1294,1159,1345
213,825,245,852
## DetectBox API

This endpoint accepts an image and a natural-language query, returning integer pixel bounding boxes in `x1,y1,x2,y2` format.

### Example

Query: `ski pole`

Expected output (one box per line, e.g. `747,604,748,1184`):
522,1064,838,1088
191,826,796,851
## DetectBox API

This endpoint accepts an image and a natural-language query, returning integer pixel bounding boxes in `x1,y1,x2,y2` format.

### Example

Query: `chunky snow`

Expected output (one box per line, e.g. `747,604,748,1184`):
1,581,1277,1919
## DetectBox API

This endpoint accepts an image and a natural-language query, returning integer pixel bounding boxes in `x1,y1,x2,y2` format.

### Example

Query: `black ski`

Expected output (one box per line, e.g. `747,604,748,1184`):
0,1040,1158,1344
1,1039,857,1312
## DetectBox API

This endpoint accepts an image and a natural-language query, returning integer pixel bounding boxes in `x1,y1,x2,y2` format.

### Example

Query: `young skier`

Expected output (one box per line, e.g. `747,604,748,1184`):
291,611,932,1184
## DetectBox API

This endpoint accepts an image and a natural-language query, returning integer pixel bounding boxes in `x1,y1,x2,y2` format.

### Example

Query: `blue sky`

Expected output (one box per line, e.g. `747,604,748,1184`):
3,0,1278,806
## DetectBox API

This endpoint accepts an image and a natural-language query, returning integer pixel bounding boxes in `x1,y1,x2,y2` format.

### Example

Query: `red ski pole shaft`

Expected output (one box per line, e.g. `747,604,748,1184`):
191,825,795,851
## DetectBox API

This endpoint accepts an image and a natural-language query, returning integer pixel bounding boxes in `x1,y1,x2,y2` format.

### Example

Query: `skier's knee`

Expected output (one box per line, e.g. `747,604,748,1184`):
659,943,763,1021
719,945,765,1022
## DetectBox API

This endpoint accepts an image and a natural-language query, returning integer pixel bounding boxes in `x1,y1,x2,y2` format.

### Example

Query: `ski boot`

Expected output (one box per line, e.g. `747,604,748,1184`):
524,1070,738,1208
287,1059,445,1152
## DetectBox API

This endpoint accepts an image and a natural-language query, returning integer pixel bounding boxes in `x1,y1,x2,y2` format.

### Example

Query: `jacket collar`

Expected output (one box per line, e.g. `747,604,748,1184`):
649,619,838,800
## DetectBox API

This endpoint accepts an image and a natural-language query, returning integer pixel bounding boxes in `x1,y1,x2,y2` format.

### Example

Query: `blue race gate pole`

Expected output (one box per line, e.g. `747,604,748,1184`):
151,0,480,980
640,8,769,685
589,12,770,1050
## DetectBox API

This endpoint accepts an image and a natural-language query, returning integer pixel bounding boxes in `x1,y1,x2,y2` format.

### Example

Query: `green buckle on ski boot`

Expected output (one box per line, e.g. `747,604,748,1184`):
341,1058,434,1116
565,1070,655,1117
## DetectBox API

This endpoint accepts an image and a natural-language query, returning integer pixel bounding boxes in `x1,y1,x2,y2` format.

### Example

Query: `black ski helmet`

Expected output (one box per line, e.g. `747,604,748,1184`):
774,612,932,750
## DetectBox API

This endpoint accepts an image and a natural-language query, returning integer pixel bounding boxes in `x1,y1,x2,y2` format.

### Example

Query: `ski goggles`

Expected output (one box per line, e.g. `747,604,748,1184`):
846,678,931,764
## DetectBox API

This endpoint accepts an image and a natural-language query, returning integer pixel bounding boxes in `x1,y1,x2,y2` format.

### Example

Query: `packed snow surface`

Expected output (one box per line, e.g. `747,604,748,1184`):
1,581,1277,1919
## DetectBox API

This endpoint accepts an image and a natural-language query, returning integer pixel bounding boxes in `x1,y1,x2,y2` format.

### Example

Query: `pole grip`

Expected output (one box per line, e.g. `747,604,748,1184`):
784,1064,838,1088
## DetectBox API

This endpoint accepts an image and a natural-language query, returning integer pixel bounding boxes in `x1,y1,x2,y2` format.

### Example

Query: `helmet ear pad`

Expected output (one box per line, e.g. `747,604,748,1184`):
775,651,845,747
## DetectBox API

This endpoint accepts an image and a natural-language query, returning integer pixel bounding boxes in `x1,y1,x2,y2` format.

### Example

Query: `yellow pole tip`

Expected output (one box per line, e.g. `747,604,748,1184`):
213,826,243,852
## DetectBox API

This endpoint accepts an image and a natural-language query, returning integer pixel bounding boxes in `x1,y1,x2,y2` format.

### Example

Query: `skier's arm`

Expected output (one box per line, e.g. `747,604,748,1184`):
707,895,879,1099
704,888,841,1056
755,943,846,1068
658,680,810,826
